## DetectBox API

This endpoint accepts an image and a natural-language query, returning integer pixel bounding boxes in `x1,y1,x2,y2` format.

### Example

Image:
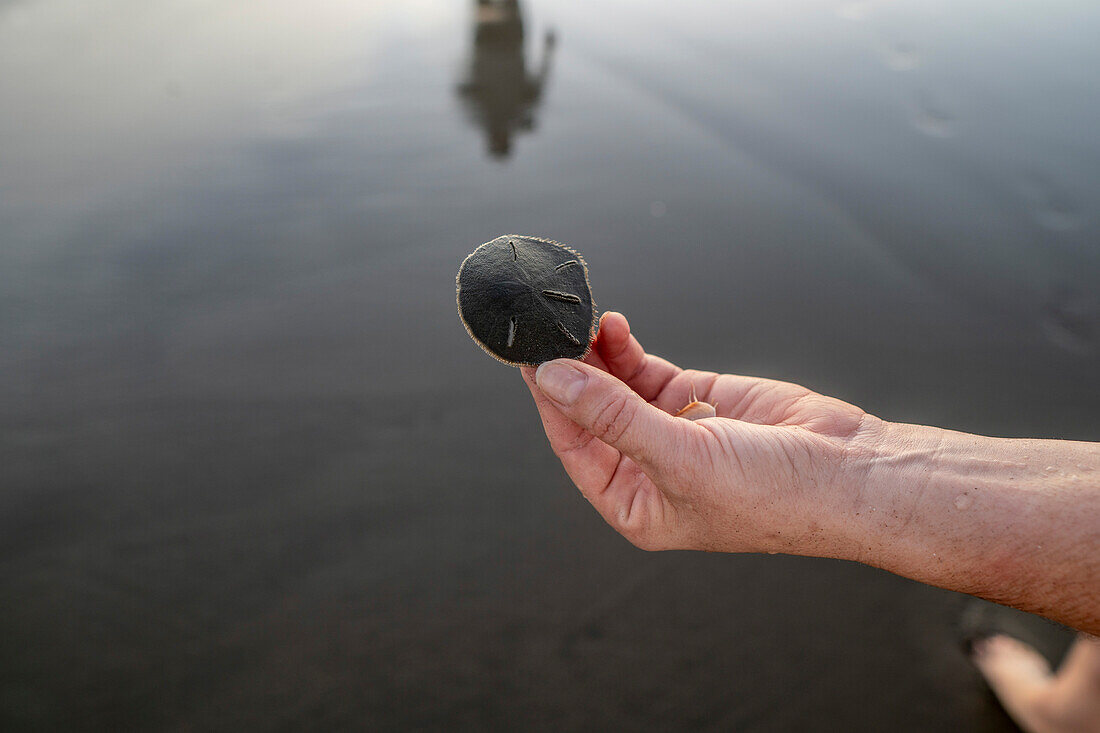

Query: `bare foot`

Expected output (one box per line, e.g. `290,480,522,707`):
972,634,1100,733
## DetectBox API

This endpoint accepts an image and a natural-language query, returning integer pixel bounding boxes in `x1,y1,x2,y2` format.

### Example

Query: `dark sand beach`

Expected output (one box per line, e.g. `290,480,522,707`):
1,1,1098,729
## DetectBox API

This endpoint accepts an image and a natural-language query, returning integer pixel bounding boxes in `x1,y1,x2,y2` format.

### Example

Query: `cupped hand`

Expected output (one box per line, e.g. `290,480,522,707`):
521,312,884,556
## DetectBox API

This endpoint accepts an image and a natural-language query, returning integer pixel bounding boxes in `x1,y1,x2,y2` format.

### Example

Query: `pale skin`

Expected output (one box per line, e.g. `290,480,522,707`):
521,311,1100,732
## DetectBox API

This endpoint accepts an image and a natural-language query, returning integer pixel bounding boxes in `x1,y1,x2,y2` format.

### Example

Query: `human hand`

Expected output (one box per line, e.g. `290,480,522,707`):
521,312,884,556
524,313,1100,631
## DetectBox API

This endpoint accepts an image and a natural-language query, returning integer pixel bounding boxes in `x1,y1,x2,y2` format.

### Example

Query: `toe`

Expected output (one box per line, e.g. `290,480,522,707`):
972,635,1061,733
973,635,1054,686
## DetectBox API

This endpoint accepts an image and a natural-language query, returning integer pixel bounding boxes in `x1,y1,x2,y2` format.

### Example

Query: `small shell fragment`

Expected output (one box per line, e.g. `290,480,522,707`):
675,384,717,421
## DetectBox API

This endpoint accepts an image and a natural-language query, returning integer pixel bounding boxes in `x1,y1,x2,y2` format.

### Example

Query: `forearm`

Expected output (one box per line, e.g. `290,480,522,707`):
847,421,1100,633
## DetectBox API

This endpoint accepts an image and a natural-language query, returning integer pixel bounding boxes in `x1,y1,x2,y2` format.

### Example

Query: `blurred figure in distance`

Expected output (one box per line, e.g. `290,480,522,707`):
457,0,556,159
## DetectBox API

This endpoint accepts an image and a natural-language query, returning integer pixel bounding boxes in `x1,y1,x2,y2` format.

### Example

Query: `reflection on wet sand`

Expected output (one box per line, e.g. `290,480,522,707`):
457,0,555,159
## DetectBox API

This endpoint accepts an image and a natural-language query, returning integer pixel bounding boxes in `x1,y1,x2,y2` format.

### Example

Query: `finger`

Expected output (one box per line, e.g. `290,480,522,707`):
581,337,610,373
520,367,620,499
534,359,681,470
594,312,680,402
522,367,655,532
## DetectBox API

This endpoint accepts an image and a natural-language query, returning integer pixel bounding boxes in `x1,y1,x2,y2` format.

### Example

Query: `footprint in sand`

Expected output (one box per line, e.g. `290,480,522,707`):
876,39,921,71
1041,285,1098,354
835,1,875,21
910,89,956,138
1021,170,1084,233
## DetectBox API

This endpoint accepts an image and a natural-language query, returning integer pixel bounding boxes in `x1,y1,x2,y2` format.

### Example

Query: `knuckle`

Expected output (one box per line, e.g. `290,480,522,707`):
591,394,638,446
558,430,595,457
611,510,649,549
606,491,665,552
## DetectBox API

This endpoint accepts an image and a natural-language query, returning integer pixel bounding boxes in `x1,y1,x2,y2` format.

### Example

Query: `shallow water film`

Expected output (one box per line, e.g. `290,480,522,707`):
2,1,1098,730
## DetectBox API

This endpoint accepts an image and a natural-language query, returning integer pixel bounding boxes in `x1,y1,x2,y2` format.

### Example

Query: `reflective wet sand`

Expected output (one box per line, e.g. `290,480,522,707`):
1,1,1097,729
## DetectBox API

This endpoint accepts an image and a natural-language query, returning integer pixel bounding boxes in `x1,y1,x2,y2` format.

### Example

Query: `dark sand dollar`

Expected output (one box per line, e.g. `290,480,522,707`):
457,235,597,366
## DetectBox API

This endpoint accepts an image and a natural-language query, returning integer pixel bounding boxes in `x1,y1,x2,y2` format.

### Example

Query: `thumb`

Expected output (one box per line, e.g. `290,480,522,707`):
534,359,679,467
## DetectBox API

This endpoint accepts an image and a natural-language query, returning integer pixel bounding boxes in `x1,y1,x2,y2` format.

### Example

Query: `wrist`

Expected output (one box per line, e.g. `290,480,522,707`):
833,418,945,566
787,413,1100,632
839,420,1079,597
768,413,897,562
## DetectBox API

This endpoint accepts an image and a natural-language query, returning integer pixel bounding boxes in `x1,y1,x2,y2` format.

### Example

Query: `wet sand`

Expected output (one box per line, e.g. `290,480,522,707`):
2,1,1098,730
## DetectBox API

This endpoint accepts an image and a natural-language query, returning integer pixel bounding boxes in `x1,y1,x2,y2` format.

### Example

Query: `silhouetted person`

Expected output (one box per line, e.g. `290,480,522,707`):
457,0,555,159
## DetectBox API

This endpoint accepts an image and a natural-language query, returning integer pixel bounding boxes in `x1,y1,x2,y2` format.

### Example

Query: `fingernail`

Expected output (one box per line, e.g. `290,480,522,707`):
960,633,988,657
535,360,587,405
966,634,997,659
